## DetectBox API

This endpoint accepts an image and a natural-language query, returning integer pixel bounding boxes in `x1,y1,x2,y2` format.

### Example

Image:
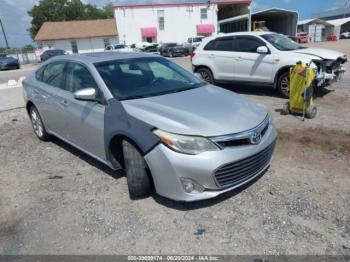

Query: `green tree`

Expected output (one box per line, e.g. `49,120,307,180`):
28,0,114,39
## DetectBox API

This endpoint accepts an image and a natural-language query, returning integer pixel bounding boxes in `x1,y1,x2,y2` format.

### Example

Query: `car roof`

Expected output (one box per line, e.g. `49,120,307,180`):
48,52,159,64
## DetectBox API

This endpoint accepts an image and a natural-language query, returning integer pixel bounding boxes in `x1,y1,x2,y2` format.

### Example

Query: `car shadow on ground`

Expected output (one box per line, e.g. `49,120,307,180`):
216,83,280,98
52,138,125,179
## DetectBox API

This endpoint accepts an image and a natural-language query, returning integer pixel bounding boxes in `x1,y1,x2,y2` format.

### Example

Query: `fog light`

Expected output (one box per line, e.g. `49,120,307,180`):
180,178,204,194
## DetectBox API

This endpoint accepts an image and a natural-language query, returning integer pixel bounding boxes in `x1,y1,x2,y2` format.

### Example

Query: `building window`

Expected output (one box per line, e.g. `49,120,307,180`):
104,38,110,48
71,40,78,54
158,10,165,30
201,8,208,19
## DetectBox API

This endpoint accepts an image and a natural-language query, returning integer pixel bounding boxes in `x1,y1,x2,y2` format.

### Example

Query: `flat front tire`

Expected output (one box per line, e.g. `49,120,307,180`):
197,68,214,84
122,140,152,199
29,106,51,141
277,71,290,98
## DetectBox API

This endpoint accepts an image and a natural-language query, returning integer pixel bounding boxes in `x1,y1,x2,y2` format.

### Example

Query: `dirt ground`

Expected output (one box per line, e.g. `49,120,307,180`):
0,41,349,255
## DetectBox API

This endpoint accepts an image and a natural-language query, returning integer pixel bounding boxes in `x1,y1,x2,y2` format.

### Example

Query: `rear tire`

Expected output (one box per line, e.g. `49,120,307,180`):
122,140,152,199
277,71,290,98
29,106,51,141
196,67,214,84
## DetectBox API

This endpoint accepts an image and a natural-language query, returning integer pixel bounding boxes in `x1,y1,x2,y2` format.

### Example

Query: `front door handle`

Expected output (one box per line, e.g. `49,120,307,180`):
59,99,68,107
208,54,215,58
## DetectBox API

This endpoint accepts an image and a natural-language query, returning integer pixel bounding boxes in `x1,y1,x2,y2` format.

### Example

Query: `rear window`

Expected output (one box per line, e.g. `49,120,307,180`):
204,37,234,51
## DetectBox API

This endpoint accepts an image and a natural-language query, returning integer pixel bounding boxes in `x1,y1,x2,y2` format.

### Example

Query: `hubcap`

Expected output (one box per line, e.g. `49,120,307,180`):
280,76,290,94
31,110,44,137
200,71,212,83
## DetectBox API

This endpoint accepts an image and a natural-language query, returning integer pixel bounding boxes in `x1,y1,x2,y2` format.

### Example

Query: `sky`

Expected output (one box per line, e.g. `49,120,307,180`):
0,0,347,48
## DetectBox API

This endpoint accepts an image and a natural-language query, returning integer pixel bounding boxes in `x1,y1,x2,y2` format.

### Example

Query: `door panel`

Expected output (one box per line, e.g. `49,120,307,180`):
38,61,67,133
62,62,106,160
204,37,236,80
233,52,275,83
232,36,275,83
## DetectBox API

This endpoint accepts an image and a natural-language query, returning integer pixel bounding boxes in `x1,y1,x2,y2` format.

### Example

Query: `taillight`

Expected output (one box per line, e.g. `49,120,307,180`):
190,51,196,61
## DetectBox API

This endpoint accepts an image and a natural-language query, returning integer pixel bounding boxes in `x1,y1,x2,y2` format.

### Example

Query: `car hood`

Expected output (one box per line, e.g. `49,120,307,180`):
121,85,267,137
292,47,345,60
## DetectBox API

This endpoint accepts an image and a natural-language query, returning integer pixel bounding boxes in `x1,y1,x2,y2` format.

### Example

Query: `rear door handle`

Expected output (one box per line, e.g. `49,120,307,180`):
208,54,215,58
59,99,68,107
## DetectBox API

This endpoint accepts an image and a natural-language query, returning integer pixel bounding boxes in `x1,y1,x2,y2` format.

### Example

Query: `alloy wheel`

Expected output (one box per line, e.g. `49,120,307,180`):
31,109,44,138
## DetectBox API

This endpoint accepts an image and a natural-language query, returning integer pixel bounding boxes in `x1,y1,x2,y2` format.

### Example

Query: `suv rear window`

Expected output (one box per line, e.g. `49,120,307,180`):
204,37,233,51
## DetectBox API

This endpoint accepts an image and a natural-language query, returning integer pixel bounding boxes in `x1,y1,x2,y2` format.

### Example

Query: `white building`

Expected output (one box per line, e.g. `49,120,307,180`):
298,18,334,42
113,0,251,45
327,17,350,39
35,19,118,54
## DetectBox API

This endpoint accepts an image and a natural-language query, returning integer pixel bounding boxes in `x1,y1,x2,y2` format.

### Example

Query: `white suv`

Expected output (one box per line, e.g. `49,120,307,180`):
192,32,347,97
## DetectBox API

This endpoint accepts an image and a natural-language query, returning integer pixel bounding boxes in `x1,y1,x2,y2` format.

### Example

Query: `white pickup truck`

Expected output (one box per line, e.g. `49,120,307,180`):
192,32,347,97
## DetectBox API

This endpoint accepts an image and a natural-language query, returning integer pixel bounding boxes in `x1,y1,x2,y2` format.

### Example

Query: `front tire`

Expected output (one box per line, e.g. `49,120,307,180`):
196,67,214,84
122,140,152,199
277,71,290,98
29,106,51,141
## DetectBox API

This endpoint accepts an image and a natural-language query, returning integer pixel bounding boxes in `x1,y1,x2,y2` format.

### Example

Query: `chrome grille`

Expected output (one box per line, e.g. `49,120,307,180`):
214,141,276,188
210,115,270,148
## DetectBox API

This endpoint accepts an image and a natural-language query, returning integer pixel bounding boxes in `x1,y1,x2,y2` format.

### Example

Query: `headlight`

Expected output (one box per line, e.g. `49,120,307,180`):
153,129,219,155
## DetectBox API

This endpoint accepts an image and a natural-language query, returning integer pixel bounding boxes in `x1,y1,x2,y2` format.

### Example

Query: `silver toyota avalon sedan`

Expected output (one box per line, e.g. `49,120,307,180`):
23,52,277,202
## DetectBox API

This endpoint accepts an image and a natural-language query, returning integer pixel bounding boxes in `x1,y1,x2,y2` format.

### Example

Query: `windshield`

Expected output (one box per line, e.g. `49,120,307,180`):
95,57,204,100
167,43,178,47
261,33,306,51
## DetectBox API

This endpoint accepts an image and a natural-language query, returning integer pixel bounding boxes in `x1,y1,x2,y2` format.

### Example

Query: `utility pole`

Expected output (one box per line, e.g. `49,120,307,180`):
0,18,9,49
345,0,350,18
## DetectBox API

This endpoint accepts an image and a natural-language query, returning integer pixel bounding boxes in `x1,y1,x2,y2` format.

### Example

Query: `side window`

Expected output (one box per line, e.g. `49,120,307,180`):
35,65,46,81
235,36,266,53
42,62,66,89
65,62,98,93
204,37,234,51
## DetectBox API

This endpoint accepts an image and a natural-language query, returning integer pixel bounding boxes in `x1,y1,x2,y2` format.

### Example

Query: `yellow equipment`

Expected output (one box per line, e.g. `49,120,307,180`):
283,61,318,120
253,21,269,32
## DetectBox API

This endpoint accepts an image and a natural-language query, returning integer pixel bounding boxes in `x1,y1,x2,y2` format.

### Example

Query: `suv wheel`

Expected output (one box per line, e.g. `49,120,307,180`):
29,106,51,141
277,72,290,98
197,68,214,84
122,140,152,199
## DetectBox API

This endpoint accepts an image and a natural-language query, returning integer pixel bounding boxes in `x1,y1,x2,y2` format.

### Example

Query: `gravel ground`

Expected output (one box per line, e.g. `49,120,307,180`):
0,41,349,255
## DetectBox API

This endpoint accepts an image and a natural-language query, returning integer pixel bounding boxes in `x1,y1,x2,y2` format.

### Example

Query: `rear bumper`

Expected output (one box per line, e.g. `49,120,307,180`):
144,124,278,202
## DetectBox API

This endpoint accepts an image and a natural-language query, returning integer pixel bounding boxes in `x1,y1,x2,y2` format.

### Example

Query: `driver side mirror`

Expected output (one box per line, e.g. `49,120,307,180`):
74,88,97,101
257,46,269,54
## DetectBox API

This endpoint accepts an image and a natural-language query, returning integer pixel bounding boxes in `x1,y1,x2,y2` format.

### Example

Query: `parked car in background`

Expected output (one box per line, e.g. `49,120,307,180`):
23,52,277,201
185,36,205,51
105,44,134,53
295,32,309,43
192,32,347,98
340,32,350,39
0,52,20,70
134,42,155,49
40,49,65,62
137,44,160,55
159,43,189,57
